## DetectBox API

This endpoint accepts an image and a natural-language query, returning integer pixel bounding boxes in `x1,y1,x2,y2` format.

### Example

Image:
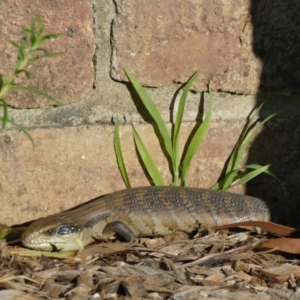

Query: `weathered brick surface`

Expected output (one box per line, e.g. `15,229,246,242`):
0,123,245,225
1,120,299,227
111,0,261,93
0,0,94,108
0,0,300,230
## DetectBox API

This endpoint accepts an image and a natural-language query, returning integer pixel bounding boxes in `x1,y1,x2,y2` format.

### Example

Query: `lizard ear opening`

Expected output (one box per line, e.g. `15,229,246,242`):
56,225,82,235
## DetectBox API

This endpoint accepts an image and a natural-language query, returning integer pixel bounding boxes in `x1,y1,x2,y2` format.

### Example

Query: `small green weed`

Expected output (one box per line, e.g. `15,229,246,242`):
0,15,63,145
211,98,282,190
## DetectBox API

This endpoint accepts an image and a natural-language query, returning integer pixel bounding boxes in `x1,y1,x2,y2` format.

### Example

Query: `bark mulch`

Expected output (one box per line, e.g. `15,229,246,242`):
1,229,300,300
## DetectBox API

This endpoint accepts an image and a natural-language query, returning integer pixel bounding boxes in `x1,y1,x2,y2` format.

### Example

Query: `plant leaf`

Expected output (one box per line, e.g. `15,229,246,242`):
172,71,197,185
0,98,8,130
235,164,271,186
114,117,131,188
132,124,165,186
231,111,280,173
210,169,240,190
181,87,213,185
225,97,277,174
124,68,173,162
28,51,64,64
214,96,281,190
11,85,63,106
6,119,35,146
245,164,285,191
15,69,31,79
43,33,64,40
224,101,265,175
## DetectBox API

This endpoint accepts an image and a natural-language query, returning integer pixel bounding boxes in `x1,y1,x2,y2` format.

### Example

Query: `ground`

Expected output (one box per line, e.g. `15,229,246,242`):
1,229,300,299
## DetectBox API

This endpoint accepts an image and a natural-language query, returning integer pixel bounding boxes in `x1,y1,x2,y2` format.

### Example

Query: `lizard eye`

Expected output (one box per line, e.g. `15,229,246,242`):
45,228,56,235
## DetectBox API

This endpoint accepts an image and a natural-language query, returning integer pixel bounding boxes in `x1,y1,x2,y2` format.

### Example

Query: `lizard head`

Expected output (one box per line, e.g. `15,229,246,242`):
21,214,84,252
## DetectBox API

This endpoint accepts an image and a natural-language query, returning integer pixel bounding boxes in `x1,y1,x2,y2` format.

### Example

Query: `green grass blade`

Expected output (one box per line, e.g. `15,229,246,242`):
210,169,240,190
245,164,285,191
113,117,131,188
210,182,221,190
225,111,260,174
172,72,197,185
124,68,173,162
30,17,37,45
43,33,64,40
181,87,213,185
212,164,275,191
215,98,281,190
33,47,50,55
9,40,20,49
10,41,26,68
0,99,8,130
15,69,31,79
225,100,267,174
232,112,280,171
235,164,271,186
6,119,35,146
245,164,271,171
249,94,274,120
225,121,252,175
11,85,63,106
28,52,64,64
132,124,165,186
222,169,242,190
225,98,277,174
246,163,276,176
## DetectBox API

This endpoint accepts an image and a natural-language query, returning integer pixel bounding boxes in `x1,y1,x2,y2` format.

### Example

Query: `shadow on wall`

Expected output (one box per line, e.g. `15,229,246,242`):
247,1,300,228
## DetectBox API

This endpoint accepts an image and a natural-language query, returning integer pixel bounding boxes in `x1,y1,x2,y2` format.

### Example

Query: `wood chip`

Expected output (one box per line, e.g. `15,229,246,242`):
1,228,300,299
0,289,40,300
258,263,300,283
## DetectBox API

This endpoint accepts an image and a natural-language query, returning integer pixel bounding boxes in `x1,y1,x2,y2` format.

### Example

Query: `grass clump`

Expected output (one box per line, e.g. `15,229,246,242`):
114,69,212,187
211,98,282,190
114,68,281,190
